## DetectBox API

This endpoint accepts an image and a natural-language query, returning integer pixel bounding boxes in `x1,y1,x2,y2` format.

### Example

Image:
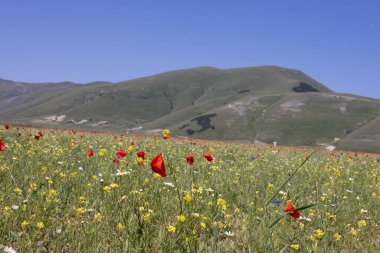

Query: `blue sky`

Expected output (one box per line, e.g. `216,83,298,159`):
1,0,379,98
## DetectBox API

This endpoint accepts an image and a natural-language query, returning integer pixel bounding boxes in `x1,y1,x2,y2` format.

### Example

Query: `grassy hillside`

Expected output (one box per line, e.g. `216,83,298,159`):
0,78,80,112
337,115,380,152
1,66,379,152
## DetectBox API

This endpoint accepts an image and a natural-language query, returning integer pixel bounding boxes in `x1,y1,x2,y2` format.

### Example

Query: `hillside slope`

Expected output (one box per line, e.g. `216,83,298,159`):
0,78,80,112
336,115,380,152
1,66,379,152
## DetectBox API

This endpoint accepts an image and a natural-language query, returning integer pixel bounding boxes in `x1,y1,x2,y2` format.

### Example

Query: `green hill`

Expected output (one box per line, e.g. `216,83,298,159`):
1,66,380,152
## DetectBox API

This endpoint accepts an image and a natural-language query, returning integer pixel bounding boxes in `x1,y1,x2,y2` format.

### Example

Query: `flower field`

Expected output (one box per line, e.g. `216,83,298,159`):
0,125,379,252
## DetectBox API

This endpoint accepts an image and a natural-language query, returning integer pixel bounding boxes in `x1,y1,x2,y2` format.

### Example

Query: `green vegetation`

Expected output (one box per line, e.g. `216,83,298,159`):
1,66,380,152
0,125,379,252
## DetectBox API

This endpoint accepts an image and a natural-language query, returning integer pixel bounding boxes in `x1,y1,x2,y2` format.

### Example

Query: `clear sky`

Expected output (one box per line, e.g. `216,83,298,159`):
1,0,379,98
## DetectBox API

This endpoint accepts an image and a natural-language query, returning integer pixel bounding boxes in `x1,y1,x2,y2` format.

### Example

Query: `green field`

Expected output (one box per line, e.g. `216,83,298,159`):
0,124,379,252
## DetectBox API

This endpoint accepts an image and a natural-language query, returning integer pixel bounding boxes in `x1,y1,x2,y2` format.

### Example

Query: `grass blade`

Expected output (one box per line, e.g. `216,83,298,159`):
266,150,316,205
269,214,286,229
294,203,321,212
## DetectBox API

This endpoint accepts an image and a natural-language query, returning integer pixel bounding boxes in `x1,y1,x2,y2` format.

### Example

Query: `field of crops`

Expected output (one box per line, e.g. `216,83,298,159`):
0,124,379,252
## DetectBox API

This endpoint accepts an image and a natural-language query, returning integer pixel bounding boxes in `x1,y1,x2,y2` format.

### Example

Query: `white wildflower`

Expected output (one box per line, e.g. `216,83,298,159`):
224,231,235,237
163,182,175,188
300,216,312,222
3,246,17,253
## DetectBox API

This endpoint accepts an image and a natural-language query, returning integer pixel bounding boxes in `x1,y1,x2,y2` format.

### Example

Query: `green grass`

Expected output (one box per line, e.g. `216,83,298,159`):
1,124,379,252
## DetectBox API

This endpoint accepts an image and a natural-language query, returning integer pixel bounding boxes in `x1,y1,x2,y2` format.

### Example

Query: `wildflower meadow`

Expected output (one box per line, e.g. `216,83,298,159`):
0,124,379,252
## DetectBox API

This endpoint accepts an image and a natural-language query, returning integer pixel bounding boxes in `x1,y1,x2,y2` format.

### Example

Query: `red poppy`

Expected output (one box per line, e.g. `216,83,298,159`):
116,149,126,158
5,125,10,130
35,135,40,140
130,141,135,146
150,153,166,177
0,140,6,151
283,201,301,219
87,149,93,157
18,133,22,137
204,152,213,162
137,151,146,159
163,135,170,140
186,154,194,165
113,159,120,164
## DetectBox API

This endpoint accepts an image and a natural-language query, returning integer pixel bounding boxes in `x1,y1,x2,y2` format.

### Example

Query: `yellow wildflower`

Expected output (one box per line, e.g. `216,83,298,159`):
315,229,324,239
14,188,22,195
48,189,58,198
217,198,226,207
137,157,144,165
184,193,192,203
94,213,103,222
290,244,300,250
162,129,170,137
143,213,151,223
76,207,85,215
98,148,107,156
177,214,186,223
357,220,366,228
110,183,119,189
117,223,125,231
167,225,176,233
333,233,341,241
37,222,44,229
21,220,29,229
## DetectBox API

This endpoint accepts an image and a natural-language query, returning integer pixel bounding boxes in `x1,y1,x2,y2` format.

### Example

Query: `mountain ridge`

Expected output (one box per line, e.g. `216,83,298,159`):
1,66,379,152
